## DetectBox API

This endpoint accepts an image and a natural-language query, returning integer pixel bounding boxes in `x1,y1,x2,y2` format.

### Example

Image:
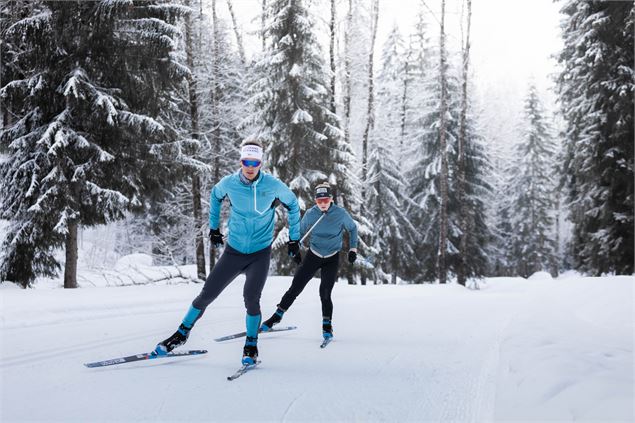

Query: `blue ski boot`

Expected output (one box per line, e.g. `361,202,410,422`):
242,336,259,365
260,307,285,332
322,318,333,340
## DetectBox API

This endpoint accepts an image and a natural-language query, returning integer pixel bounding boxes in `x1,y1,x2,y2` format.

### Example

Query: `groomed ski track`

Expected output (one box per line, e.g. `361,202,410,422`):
1,274,632,422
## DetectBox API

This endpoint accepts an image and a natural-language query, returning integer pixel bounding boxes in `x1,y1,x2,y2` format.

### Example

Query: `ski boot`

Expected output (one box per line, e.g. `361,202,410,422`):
242,336,259,365
260,307,285,332
153,324,191,356
322,318,333,340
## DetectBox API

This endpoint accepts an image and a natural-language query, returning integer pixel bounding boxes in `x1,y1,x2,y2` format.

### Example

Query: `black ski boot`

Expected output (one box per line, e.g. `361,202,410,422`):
260,307,285,332
153,324,191,356
242,336,259,365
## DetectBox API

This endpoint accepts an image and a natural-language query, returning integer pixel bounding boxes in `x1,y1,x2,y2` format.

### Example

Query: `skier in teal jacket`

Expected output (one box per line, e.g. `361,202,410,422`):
261,182,358,342
153,138,301,365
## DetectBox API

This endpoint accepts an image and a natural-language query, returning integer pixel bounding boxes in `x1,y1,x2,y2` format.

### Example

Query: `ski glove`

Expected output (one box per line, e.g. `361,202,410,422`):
287,240,302,264
209,228,224,248
348,250,357,264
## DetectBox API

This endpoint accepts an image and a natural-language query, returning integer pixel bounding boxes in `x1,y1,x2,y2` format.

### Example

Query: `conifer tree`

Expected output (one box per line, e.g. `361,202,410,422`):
248,0,356,274
0,1,188,287
407,50,492,283
367,24,415,284
557,0,634,275
505,84,557,277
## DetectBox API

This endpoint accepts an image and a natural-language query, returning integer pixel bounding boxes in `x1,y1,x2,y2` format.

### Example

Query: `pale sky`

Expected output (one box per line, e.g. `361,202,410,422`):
375,0,563,107
213,0,562,98
212,0,564,136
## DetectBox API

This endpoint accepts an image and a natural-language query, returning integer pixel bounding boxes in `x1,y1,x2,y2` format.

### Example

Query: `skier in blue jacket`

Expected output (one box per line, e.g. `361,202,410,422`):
153,138,301,365
260,182,358,342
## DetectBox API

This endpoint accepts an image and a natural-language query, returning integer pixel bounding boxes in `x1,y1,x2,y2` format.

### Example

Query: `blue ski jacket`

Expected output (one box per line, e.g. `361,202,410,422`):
301,203,358,257
209,170,301,254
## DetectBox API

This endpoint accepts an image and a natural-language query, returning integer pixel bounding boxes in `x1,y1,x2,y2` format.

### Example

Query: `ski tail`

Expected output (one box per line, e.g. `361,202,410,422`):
84,349,207,368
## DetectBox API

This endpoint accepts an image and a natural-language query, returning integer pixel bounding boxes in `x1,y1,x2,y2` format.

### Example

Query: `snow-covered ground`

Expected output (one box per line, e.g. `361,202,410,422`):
1,269,632,422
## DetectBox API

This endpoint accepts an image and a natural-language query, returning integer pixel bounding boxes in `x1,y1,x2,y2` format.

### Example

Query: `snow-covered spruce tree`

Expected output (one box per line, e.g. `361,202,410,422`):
204,3,250,265
505,84,557,278
557,0,634,275
0,1,188,287
248,0,354,275
137,1,247,270
406,51,492,283
1,1,36,131
356,0,379,286
366,24,416,284
490,146,516,277
402,8,432,144
326,0,368,285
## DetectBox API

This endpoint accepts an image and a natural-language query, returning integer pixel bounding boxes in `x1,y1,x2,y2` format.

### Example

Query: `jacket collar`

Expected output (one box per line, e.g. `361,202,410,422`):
320,203,336,214
238,169,262,186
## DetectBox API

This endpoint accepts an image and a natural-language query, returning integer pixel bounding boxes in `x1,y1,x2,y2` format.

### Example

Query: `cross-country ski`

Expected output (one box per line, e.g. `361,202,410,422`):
214,326,297,342
84,350,208,368
227,361,261,381
319,337,332,349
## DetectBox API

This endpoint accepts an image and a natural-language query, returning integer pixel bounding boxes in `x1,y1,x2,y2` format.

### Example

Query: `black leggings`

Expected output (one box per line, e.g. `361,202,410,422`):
279,250,340,319
192,244,271,316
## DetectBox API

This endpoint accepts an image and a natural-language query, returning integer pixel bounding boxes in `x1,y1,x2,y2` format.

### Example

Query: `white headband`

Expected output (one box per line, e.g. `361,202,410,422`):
240,145,263,161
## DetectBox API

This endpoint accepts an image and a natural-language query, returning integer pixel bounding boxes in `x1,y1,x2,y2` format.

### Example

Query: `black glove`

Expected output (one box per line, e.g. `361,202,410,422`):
209,228,224,248
288,240,301,264
348,250,357,264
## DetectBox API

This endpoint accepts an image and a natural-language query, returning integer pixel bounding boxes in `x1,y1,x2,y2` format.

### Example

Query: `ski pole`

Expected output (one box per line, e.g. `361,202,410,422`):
299,213,326,244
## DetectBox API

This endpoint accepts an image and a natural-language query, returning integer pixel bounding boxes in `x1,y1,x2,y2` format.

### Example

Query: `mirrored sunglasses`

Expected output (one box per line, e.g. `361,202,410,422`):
241,159,261,168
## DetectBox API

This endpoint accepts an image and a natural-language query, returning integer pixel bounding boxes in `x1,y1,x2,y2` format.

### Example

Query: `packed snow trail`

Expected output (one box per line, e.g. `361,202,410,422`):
1,273,632,422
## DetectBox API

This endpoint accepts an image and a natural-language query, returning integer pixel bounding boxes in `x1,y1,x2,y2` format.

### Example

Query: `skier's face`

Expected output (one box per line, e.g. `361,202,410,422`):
315,197,332,212
240,159,262,180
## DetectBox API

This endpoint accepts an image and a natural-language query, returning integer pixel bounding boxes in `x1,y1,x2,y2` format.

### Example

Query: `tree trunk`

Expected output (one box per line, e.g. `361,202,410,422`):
343,0,354,286
457,0,472,287
261,0,267,51
329,0,336,113
343,0,352,150
391,235,398,284
438,0,449,284
226,0,246,66
399,46,411,150
551,187,561,277
208,0,222,270
360,0,379,286
192,175,206,279
64,222,78,289
185,0,206,279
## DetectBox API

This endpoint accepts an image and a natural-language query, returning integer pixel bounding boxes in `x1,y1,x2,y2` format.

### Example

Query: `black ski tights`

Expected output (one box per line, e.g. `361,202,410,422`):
279,250,340,319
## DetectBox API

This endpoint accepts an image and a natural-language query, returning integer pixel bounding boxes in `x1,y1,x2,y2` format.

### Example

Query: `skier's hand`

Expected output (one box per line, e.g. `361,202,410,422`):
287,240,301,264
209,228,224,248
348,250,357,264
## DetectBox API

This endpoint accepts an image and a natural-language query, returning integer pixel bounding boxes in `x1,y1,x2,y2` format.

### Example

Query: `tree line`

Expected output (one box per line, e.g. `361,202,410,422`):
0,0,632,288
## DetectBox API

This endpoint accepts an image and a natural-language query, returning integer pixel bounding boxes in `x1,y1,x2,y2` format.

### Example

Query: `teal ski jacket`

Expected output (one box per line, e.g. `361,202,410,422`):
209,171,301,254
301,203,358,257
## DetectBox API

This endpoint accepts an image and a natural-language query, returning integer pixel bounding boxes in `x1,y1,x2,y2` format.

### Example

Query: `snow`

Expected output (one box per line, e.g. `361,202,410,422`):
1,268,633,422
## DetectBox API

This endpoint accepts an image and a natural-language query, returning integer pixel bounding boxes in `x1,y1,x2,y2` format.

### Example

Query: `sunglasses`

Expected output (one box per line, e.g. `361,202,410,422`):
241,159,261,168
315,197,331,204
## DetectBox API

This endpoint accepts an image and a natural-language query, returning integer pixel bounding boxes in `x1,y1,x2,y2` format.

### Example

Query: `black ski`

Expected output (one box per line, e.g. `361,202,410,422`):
214,325,297,342
84,349,207,368
227,361,261,381
320,337,333,348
